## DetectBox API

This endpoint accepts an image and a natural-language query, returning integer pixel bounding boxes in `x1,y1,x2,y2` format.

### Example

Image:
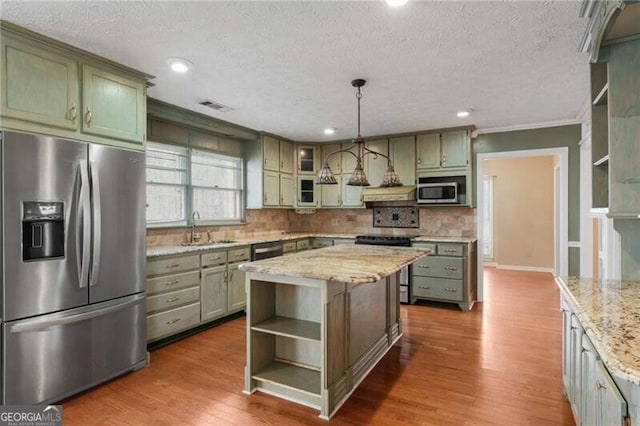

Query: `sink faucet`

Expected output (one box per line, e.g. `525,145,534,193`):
191,210,201,243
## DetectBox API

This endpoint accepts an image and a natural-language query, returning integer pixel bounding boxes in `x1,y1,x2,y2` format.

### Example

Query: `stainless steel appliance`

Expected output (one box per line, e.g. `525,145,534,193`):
417,180,458,204
1,131,147,405
251,241,284,260
354,235,412,303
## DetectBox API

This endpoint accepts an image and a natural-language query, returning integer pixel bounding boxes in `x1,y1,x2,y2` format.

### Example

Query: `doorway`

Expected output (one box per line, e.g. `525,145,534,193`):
476,147,569,301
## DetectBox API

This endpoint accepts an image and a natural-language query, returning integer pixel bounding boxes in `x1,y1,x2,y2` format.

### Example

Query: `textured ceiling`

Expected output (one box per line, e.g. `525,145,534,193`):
0,1,590,141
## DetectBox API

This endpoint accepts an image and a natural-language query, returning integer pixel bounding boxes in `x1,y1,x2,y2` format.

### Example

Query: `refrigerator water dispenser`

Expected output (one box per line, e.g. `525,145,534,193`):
22,201,65,261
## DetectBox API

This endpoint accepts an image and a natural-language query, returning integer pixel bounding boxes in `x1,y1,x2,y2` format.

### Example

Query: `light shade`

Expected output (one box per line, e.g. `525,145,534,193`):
316,162,338,184
346,161,370,186
380,164,402,187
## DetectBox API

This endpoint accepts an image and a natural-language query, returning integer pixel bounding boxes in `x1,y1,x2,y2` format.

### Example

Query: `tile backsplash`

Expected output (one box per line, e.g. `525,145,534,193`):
146,206,477,246
288,207,476,237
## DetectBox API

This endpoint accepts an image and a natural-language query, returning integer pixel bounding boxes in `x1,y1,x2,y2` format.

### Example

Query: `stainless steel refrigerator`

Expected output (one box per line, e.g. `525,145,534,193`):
1,131,147,405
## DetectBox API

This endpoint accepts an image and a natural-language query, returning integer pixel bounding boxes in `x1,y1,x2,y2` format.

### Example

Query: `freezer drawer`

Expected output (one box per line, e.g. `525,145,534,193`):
2,293,146,405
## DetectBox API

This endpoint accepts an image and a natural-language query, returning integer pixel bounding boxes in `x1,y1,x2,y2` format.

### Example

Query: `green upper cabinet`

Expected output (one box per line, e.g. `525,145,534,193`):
279,139,294,173
416,133,441,169
366,139,388,187
416,130,469,170
440,130,469,168
322,143,342,174
390,135,416,186
263,135,280,171
81,65,145,144
2,35,79,130
0,22,150,150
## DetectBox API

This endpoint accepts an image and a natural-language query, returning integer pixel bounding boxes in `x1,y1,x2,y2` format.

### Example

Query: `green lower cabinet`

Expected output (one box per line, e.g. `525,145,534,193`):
201,264,227,322
82,64,145,144
581,335,598,426
561,295,630,426
1,34,78,130
227,264,246,312
595,360,628,425
411,241,476,311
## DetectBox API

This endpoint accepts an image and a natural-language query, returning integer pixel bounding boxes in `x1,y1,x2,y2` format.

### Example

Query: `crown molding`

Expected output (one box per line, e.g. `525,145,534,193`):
475,118,581,135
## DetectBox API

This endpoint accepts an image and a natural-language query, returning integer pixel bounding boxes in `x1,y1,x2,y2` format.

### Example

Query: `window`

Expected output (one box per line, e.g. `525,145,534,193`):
146,142,244,226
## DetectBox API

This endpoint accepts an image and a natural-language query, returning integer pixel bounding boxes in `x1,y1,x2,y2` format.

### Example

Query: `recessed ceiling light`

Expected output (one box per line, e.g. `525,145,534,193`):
167,57,192,73
386,0,409,7
324,128,336,135
457,110,471,118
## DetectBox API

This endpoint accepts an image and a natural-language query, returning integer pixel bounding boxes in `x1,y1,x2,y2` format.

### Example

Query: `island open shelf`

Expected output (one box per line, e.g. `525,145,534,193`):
240,244,429,419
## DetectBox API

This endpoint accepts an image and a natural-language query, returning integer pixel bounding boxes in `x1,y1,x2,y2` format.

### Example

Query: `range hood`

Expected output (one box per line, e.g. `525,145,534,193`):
362,186,416,202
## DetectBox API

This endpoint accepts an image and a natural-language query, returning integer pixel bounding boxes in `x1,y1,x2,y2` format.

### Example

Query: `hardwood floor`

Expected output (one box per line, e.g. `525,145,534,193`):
61,268,574,425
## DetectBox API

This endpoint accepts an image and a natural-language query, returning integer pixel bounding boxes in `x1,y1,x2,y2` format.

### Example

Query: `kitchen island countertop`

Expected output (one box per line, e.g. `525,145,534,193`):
239,244,430,284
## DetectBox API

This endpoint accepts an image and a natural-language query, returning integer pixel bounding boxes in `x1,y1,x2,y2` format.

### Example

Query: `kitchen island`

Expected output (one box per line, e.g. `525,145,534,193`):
239,244,429,419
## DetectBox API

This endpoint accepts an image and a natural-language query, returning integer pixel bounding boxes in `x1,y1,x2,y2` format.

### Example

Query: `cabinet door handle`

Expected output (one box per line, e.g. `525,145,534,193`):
85,107,92,127
280,160,284,169
165,280,180,286
166,297,180,303
166,318,182,325
442,154,447,164
417,157,421,165
596,381,607,390
69,103,77,123
229,271,234,281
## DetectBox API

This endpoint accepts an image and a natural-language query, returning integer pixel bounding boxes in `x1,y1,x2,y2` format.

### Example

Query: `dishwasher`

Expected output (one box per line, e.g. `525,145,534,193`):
251,241,284,260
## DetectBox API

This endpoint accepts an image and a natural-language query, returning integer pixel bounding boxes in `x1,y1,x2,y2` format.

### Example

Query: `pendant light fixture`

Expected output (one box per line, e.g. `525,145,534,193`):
316,79,402,187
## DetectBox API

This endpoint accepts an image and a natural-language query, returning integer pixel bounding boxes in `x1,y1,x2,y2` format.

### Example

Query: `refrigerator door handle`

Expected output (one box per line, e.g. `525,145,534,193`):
78,161,91,289
89,160,101,287
8,293,145,333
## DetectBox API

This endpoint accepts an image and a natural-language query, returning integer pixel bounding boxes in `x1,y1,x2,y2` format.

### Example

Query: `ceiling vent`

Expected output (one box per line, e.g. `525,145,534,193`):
198,100,234,112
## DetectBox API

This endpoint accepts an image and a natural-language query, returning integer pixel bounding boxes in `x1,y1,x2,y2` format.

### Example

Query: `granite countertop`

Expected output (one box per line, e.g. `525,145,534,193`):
146,233,357,257
413,236,477,243
147,233,475,257
239,244,430,284
556,276,640,385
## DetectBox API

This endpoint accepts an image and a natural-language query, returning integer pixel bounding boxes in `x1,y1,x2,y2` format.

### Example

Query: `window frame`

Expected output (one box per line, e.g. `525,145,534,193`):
145,141,246,228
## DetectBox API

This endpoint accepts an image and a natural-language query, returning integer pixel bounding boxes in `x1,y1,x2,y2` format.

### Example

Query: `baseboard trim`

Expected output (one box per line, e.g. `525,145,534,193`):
496,264,554,273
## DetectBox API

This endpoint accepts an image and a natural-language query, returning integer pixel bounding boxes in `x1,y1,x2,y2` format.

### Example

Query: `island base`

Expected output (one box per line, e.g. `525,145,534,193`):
244,271,403,419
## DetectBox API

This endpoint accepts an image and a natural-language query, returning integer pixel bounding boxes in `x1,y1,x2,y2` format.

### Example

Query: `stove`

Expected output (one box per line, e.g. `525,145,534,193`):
354,235,412,247
354,235,412,303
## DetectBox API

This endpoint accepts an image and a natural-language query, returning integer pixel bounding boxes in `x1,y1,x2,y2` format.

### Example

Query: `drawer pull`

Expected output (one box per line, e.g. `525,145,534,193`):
166,318,182,325
235,253,245,257
418,265,430,268
166,280,180,286
418,286,430,290
444,266,458,271
445,288,457,292
166,297,180,303
444,249,457,253
210,256,221,261
166,263,181,269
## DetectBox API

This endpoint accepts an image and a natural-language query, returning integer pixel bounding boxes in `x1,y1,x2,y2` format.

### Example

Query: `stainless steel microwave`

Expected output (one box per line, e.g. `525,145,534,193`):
417,181,458,204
